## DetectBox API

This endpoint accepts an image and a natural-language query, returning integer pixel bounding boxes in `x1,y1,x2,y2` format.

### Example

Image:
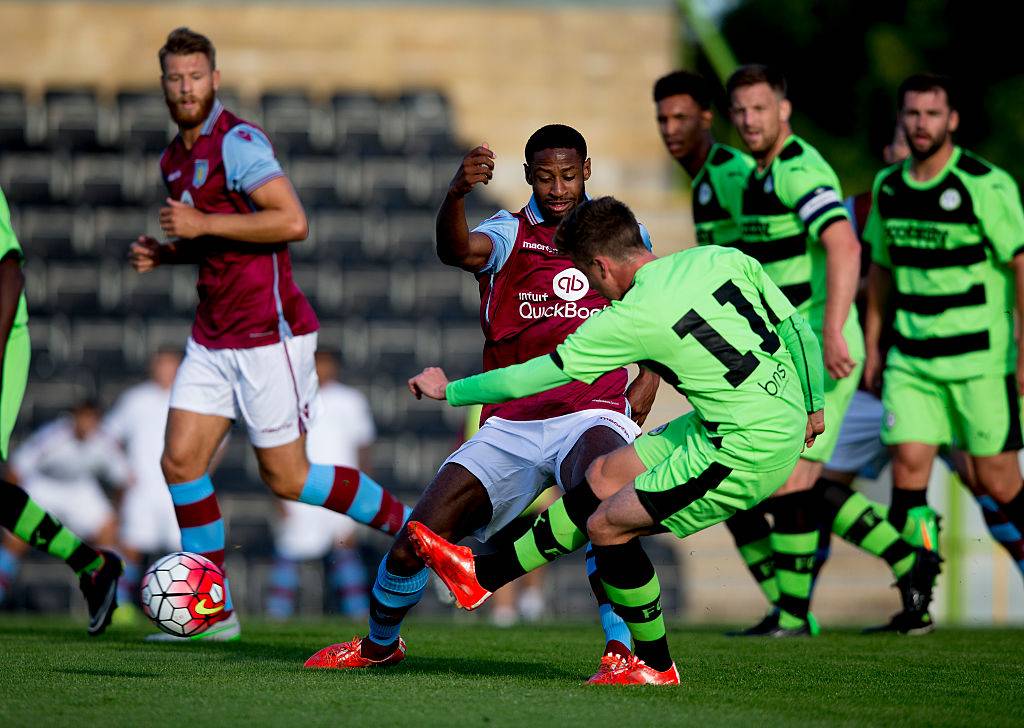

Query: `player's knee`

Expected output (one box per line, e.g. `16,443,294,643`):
586,510,613,545
262,468,304,501
161,449,200,484
975,465,1020,503
585,455,616,499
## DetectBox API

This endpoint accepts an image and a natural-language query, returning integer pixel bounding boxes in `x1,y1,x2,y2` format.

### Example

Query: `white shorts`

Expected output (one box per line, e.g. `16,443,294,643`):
23,477,114,540
119,484,181,554
273,499,357,560
826,389,889,479
442,409,641,541
170,333,321,449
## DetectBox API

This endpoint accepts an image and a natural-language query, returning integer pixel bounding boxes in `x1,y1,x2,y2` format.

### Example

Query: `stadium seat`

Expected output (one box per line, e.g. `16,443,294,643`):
0,86,29,149
314,208,367,262
339,267,397,317
120,265,177,316
70,318,145,370
362,156,432,207
135,154,167,204
92,207,154,259
289,154,342,209
144,318,193,356
44,88,107,151
116,90,174,153
69,153,130,206
439,323,485,376
332,91,393,155
17,206,81,259
398,89,457,155
20,378,94,430
0,152,62,205
260,89,327,155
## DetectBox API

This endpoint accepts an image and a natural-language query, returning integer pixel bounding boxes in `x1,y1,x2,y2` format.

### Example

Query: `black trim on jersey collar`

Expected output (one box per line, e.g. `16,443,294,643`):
732,235,807,264
710,144,736,166
778,139,803,161
956,152,993,177
888,243,988,269
893,283,986,315
893,330,989,359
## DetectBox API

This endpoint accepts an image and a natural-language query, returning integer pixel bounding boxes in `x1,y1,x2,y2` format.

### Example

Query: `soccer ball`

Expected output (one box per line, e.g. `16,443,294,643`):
140,552,226,636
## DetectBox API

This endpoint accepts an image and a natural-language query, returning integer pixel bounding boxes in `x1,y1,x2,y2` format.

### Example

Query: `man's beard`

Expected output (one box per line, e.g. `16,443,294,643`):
167,92,216,130
908,130,949,162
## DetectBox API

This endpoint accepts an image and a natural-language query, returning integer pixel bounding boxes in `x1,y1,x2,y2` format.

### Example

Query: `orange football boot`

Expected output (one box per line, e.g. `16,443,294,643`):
406,521,492,610
586,651,630,684
304,636,406,669
588,654,680,685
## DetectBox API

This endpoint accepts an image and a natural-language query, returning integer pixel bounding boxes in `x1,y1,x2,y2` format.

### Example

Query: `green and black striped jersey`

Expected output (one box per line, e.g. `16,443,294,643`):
865,147,1024,381
692,143,753,246
734,135,863,356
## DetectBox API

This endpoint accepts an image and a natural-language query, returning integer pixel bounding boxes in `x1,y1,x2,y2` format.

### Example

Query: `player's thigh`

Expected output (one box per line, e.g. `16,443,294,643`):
949,373,1022,459
442,418,550,541
0,326,29,461
235,333,320,450
552,410,640,493
634,436,795,540
880,367,952,449
802,358,863,464
586,484,660,545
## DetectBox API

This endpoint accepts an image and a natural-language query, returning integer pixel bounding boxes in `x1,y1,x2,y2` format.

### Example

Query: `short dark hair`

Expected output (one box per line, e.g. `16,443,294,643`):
897,73,957,111
159,27,216,73
726,64,787,99
554,196,645,263
653,70,713,109
524,124,587,164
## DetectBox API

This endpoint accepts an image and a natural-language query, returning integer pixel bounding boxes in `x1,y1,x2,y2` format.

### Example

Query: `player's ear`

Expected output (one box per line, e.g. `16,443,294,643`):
948,109,960,134
212,68,220,92
583,158,591,181
779,98,792,124
701,109,713,130
523,163,533,185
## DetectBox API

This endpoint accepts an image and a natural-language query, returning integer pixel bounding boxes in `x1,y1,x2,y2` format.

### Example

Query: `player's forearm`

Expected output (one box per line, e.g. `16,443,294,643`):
777,312,825,413
435,192,474,268
445,355,573,406
0,256,25,351
821,227,860,335
197,207,308,244
864,263,891,352
625,366,660,415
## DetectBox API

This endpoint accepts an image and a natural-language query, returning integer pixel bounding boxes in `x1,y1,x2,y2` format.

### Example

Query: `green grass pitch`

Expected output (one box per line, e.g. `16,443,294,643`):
0,616,1021,727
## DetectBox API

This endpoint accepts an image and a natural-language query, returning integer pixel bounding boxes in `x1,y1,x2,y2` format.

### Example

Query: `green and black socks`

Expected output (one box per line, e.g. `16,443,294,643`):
475,480,600,592
593,537,672,671
725,505,780,606
818,479,916,579
1,480,103,575
770,491,819,630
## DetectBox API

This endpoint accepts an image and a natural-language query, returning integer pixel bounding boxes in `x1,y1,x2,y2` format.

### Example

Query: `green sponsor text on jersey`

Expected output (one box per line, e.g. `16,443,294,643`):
692,143,754,246
865,147,1024,381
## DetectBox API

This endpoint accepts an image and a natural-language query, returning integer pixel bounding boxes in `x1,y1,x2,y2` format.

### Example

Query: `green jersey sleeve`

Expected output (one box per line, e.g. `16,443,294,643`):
776,155,849,240
976,169,1024,263
0,187,24,263
552,300,647,384
445,355,572,406
864,171,890,268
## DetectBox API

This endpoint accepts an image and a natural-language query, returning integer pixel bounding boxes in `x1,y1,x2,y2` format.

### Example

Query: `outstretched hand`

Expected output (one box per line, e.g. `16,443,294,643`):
408,367,450,401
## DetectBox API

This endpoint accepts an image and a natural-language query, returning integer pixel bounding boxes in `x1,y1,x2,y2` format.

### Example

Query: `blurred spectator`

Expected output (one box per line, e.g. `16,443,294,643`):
103,349,183,618
0,400,130,604
267,351,375,619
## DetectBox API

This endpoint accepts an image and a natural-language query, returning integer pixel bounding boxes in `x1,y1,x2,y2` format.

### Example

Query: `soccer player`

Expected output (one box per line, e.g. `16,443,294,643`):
864,73,1024,630
652,70,753,247
719,64,893,636
304,126,659,671
405,196,835,684
103,349,183,618
267,350,373,619
0,184,122,635
128,28,410,641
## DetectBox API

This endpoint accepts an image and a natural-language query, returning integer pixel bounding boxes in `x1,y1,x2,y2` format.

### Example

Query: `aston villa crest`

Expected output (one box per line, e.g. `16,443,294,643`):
193,160,209,188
